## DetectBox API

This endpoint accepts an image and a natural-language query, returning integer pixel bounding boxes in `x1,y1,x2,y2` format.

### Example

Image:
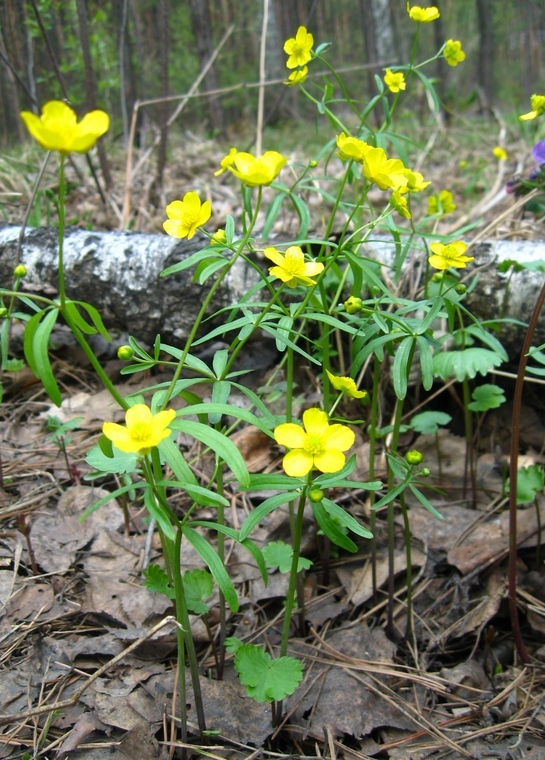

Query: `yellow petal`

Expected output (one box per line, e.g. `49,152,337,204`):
302,408,329,436
324,424,355,452
274,422,306,449
126,404,152,426
264,247,286,267
314,449,346,473
283,449,314,477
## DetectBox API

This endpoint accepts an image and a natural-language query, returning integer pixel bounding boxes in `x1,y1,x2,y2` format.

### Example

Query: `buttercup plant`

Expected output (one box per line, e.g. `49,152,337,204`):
2,10,523,746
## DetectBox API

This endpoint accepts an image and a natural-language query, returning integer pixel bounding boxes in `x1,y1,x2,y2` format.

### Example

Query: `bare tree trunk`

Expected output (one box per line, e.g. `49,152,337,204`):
188,0,224,133
154,0,169,189
476,0,495,110
75,0,113,189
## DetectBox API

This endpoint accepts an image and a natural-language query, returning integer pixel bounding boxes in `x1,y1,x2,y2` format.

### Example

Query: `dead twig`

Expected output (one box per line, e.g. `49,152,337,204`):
0,615,180,727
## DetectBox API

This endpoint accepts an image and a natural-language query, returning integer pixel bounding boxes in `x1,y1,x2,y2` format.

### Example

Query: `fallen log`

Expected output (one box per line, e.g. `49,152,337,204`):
1,223,545,358
0,223,259,346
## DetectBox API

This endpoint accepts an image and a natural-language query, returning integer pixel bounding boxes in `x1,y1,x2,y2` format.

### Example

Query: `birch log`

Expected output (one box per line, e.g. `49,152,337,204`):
0,223,259,345
1,223,545,357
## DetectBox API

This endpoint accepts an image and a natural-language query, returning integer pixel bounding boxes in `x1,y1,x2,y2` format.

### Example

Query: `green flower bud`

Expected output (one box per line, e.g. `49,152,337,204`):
455,283,467,295
406,449,423,465
420,467,431,477
309,488,324,503
344,296,363,314
117,345,134,361
431,272,443,283
309,160,318,168
0,307,8,318
13,264,27,278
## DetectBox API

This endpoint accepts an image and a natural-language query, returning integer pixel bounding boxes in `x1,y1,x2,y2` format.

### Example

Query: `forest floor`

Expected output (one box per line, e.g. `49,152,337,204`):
2,116,545,759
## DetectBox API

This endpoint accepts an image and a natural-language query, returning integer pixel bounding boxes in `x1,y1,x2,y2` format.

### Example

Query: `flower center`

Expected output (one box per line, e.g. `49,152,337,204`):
304,434,325,455
284,251,305,275
130,422,151,441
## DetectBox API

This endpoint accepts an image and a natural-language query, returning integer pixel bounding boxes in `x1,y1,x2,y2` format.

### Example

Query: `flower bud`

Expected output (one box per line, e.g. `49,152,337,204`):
431,272,443,283
211,228,226,245
309,160,318,168
13,264,27,278
117,345,134,361
455,283,467,295
406,449,423,465
344,296,363,314
309,488,324,503
420,467,431,477
0,307,8,318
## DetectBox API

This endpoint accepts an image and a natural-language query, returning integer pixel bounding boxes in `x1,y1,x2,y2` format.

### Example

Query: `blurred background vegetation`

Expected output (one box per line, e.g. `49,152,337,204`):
1,0,543,152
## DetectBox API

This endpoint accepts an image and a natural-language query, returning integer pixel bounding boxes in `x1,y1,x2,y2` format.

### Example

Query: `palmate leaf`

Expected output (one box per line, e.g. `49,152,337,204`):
433,347,503,382
262,540,312,573
467,383,506,412
183,568,214,614
86,441,138,474
232,643,304,703
508,465,545,505
143,563,175,599
410,410,452,435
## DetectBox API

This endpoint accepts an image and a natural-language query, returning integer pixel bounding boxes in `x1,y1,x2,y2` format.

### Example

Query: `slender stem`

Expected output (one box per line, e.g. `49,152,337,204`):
57,155,67,309
285,346,294,423
385,340,415,636
461,377,476,506
398,490,413,643
214,455,226,679
62,314,128,409
508,278,545,664
368,355,381,604
160,187,263,411
280,487,308,657
173,528,207,734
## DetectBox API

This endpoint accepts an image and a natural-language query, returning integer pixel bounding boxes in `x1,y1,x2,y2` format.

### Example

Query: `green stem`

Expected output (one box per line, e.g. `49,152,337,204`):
160,187,263,411
57,155,67,309
285,345,294,423
280,485,308,657
368,355,381,604
398,489,414,643
62,314,128,409
173,527,207,734
214,455,226,679
222,283,286,378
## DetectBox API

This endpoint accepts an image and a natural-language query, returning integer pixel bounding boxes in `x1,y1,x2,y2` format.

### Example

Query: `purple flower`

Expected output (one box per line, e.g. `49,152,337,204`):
532,140,545,165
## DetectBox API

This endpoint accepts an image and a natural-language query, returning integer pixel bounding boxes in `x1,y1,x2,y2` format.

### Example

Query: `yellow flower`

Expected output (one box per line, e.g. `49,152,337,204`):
284,66,308,86
519,94,545,121
363,147,408,191
264,245,324,288
211,228,227,244
103,404,176,455
403,169,430,192
274,408,355,477
215,147,238,176
384,69,406,93
20,100,109,155
326,370,367,399
163,192,212,240
284,26,314,69
407,3,440,22
428,241,474,270
459,159,467,168
336,132,371,163
493,146,507,161
428,189,456,216
390,190,411,219
443,39,466,67
227,151,287,187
